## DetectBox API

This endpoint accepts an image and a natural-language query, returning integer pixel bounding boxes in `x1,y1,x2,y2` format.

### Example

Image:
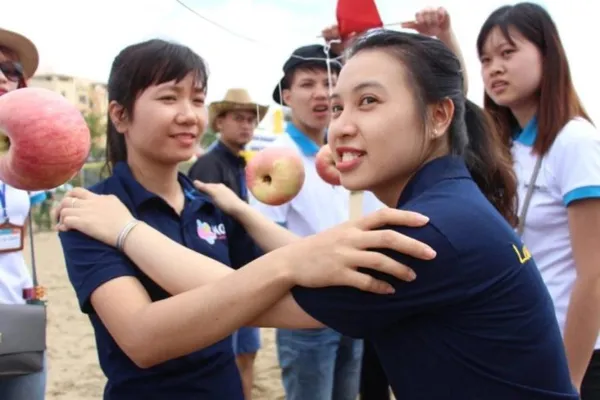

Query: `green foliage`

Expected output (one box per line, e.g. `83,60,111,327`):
83,111,107,161
200,126,218,149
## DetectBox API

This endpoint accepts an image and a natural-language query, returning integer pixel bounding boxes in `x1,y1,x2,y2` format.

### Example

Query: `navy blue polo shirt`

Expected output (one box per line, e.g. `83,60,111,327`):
292,156,578,400
59,162,261,400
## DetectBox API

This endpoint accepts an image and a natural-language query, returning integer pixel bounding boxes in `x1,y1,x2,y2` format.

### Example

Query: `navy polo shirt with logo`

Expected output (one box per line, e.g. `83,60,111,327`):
292,156,578,400
59,162,261,400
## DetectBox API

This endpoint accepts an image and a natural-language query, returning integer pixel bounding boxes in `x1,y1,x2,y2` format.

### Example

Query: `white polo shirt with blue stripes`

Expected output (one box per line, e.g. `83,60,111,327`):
0,184,46,304
513,116,600,349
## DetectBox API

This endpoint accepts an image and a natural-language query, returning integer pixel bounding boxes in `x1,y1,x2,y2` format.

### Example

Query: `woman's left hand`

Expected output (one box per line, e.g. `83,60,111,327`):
56,187,135,247
193,181,247,216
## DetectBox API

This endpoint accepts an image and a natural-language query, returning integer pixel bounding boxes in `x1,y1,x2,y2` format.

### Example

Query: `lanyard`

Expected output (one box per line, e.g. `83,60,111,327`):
0,183,7,222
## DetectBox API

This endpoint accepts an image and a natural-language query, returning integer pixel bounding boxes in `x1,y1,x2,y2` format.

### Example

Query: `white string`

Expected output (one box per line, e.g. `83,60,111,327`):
174,0,259,44
278,80,283,106
323,40,338,98
174,0,344,118
175,0,345,65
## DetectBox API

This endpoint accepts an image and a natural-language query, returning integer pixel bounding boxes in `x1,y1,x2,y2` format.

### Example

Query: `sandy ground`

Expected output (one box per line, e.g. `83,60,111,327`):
26,231,286,400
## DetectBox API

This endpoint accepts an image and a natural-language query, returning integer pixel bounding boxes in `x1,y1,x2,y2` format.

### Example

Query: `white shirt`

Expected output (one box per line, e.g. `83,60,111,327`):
250,125,385,237
513,116,600,349
0,183,46,304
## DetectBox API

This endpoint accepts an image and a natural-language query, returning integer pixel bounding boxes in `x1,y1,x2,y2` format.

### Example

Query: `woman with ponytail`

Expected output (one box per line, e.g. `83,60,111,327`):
290,28,575,399
54,38,436,399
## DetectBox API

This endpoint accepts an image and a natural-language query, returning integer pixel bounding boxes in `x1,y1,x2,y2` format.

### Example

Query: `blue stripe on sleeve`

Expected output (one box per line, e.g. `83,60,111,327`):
563,186,600,206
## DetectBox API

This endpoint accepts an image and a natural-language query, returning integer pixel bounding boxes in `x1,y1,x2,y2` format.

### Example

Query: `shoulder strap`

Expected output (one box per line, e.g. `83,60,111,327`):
25,193,39,286
516,157,543,237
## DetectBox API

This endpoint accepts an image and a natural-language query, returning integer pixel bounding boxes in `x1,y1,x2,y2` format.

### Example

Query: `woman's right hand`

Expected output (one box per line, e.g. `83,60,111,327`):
280,208,436,294
321,24,358,55
401,7,452,38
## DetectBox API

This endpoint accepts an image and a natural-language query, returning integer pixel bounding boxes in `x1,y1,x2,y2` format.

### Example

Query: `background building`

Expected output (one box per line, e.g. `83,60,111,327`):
28,73,109,157
28,73,108,116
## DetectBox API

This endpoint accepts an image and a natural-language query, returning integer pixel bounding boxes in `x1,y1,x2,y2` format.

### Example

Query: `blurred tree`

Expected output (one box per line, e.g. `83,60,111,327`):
200,126,218,149
83,112,107,161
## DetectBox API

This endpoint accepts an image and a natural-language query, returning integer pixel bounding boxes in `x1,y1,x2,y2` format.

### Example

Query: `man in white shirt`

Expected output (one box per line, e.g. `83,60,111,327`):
251,43,384,400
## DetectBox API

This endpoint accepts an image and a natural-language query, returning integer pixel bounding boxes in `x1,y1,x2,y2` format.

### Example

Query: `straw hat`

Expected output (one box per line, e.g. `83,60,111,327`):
208,88,269,132
0,27,39,78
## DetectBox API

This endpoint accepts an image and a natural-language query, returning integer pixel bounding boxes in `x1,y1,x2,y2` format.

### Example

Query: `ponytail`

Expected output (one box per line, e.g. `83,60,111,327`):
342,30,517,224
463,100,518,226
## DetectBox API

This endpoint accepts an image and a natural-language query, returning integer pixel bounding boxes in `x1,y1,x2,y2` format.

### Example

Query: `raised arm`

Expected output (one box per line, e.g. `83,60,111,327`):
401,7,469,94
320,7,469,94
57,189,435,368
191,181,298,252
438,30,468,94
116,221,321,329
60,227,307,370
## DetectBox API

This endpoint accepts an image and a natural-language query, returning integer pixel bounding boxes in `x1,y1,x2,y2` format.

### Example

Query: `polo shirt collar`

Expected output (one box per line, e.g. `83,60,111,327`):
215,141,246,166
112,161,215,211
287,123,321,157
397,155,471,208
514,116,537,147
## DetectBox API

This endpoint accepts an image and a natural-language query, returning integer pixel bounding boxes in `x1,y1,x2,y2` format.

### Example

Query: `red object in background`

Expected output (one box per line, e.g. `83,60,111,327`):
336,0,383,41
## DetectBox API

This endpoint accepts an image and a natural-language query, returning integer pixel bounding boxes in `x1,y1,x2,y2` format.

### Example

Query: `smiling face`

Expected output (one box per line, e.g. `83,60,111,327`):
109,72,207,166
328,48,428,205
480,26,543,112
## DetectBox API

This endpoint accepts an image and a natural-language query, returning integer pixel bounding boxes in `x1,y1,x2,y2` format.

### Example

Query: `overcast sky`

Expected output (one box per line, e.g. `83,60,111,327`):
3,0,598,129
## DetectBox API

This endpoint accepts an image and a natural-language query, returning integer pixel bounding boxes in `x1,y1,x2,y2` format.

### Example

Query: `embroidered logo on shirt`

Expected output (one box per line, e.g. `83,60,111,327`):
512,243,532,264
196,220,226,245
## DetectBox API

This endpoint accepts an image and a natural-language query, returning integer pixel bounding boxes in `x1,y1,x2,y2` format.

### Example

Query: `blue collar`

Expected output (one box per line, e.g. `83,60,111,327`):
112,161,214,210
287,123,321,156
514,117,537,147
396,155,472,208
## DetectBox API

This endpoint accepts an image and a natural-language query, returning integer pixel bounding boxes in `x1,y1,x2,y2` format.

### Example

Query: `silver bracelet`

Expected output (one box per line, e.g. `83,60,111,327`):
116,219,140,252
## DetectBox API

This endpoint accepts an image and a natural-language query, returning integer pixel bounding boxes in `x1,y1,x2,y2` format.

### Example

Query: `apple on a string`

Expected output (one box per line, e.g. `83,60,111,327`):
315,144,341,186
315,144,364,221
0,87,91,191
245,147,305,206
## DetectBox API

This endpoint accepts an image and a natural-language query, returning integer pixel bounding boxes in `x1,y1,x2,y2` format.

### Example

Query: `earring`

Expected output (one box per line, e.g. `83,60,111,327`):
432,129,439,139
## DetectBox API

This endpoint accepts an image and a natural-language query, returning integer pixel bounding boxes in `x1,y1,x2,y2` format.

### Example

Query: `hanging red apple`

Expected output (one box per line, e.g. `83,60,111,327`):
315,144,341,186
0,87,91,190
246,147,305,206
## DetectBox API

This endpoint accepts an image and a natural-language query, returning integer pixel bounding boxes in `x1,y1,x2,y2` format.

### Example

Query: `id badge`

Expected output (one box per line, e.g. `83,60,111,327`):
0,221,24,253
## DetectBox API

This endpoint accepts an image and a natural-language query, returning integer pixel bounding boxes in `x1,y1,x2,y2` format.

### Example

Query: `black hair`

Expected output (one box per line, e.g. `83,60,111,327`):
347,30,518,225
283,62,340,90
103,39,209,174
476,2,592,156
